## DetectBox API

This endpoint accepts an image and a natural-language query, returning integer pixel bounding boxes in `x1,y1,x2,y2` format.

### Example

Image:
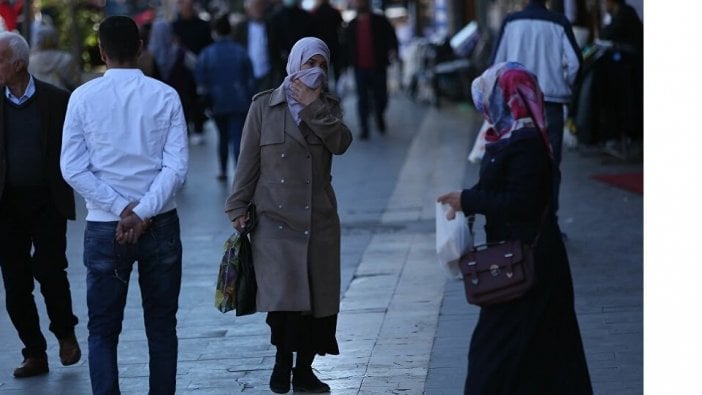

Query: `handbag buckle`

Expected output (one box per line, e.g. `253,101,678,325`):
490,264,500,277
504,253,513,258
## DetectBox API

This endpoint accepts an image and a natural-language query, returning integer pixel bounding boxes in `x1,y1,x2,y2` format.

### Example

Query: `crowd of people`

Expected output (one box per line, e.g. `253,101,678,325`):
0,0,641,393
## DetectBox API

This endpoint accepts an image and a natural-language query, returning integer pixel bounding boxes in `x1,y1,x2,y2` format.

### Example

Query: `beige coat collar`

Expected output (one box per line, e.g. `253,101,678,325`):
267,85,306,147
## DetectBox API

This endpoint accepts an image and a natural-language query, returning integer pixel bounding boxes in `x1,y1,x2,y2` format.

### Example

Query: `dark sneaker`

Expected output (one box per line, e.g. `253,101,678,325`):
292,367,330,393
270,363,291,393
13,357,49,378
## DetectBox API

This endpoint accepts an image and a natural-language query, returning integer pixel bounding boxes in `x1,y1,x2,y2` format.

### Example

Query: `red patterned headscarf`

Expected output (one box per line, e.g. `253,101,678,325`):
471,62,551,156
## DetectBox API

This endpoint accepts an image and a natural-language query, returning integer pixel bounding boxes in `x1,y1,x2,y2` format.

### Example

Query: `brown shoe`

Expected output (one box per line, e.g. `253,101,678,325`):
59,335,81,366
13,357,49,378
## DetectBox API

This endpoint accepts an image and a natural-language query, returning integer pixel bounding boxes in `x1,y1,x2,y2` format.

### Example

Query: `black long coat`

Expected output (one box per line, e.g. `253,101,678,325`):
460,128,592,394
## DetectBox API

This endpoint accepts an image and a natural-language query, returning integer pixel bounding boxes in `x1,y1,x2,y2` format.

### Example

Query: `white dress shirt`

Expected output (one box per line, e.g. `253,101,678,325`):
60,68,188,221
247,20,271,79
5,75,36,105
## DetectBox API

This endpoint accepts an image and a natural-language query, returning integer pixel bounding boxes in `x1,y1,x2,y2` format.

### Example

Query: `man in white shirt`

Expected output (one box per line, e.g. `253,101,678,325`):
60,16,188,395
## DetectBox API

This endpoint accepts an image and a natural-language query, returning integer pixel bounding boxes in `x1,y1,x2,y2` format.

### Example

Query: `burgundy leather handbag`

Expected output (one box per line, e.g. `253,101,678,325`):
459,212,546,307
459,239,536,306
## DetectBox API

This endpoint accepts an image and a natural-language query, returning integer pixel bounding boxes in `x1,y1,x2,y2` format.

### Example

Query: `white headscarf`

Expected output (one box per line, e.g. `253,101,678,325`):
282,37,330,125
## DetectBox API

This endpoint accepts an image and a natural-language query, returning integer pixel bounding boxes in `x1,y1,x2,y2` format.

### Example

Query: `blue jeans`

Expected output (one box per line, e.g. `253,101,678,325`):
84,210,182,395
213,112,246,175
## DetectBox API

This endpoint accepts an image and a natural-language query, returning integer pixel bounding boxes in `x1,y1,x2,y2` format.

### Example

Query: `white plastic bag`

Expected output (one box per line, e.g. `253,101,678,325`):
435,202,473,280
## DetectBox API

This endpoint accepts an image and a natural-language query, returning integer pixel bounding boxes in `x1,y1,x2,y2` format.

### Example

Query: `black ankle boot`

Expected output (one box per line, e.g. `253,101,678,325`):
270,350,292,393
292,367,330,393
270,363,292,393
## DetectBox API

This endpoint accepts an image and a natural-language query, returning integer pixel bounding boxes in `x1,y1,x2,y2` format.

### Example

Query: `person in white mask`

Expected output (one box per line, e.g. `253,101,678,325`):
225,37,352,393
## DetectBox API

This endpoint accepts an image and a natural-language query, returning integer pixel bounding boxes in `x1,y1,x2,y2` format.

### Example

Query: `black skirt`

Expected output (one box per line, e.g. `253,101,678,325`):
266,312,340,356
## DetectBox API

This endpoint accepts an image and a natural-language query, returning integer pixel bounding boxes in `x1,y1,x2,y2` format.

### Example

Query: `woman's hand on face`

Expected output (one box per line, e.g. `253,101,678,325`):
291,78,321,106
437,191,463,219
233,215,248,232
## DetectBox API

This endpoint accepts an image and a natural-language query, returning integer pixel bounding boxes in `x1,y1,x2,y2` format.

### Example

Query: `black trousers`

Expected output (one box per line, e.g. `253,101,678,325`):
354,67,388,136
0,187,78,359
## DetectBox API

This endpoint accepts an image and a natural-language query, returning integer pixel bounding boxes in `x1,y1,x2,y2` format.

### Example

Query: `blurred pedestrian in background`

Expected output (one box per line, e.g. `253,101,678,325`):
233,0,283,91
28,25,81,91
60,16,188,395
149,18,197,141
310,0,344,89
490,0,581,227
437,62,591,395
343,0,398,140
0,31,81,378
30,6,58,49
195,15,256,181
137,22,160,78
271,0,314,71
173,0,213,145
225,37,352,393
598,0,643,152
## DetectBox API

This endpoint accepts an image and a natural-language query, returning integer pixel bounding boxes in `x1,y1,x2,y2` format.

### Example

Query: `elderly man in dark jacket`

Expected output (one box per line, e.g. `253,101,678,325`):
0,31,80,378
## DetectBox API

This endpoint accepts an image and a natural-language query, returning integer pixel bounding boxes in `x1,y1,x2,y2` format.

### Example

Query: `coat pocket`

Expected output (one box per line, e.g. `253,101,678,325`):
260,122,285,146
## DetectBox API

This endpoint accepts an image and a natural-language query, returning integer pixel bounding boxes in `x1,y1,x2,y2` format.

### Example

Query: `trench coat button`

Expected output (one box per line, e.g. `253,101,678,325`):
280,178,285,183
278,224,283,230
304,230,309,235
305,179,310,184
306,154,311,159
278,204,283,209
281,153,286,158
304,205,309,210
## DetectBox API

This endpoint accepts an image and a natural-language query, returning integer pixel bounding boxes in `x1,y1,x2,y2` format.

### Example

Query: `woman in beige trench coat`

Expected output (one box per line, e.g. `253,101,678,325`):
224,37,352,393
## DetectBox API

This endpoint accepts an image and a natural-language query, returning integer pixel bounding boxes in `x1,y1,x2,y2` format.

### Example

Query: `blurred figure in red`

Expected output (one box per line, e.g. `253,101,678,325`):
0,0,22,32
343,0,398,140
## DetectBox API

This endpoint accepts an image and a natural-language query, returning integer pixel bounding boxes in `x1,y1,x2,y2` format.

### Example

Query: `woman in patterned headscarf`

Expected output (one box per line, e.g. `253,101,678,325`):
438,62,592,394
225,37,352,393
